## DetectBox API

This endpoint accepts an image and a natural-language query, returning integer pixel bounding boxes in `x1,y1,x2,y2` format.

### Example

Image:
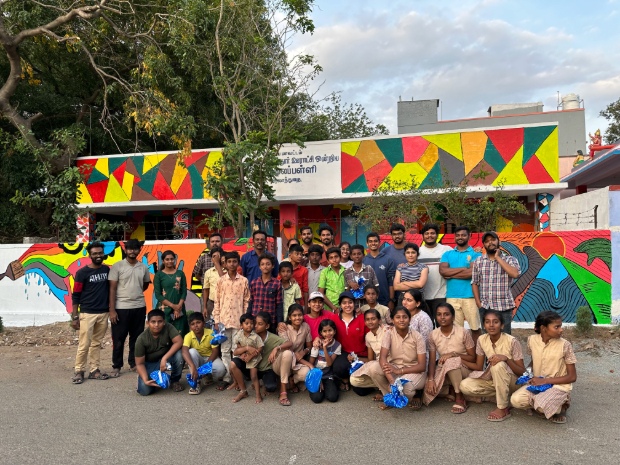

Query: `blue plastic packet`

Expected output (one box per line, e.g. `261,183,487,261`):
348,352,363,375
526,381,553,394
149,370,171,389
351,277,366,300
383,377,410,408
186,373,198,389
197,361,213,377
305,368,323,393
211,322,228,345
516,368,533,385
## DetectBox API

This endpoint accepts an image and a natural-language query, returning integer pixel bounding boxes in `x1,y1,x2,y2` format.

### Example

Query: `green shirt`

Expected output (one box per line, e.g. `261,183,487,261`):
135,323,180,363
257,332,285,372
318,265,346,305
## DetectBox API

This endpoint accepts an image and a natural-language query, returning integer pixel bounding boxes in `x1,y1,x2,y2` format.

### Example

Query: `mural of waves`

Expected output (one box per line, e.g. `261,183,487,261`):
514,276,589,323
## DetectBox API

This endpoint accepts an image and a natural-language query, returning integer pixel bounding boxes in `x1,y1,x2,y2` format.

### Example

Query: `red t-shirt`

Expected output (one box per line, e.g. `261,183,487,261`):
334,313,369,357
292,263,309,298
304,310,338,339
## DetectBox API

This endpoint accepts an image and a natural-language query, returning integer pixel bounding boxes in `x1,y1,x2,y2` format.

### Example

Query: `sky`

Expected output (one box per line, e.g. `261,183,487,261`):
292,0,620,139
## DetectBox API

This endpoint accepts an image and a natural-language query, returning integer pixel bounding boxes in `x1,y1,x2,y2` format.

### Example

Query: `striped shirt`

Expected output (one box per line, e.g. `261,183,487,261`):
397,262,428,293
471,253,520,311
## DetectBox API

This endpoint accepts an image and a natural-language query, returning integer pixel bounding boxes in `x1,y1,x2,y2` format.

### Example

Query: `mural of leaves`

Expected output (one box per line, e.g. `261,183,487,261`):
574,238,611,270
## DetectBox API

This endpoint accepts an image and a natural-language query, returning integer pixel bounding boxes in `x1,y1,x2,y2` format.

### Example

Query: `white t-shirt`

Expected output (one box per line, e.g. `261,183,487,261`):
418,243,452,300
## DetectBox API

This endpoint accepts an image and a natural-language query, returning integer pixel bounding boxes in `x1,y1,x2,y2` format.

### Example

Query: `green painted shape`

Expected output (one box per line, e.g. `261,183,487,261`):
22,258,70,277
573,238,612,270
419,161,443,188
523,125,556,165
87,168,108,184
483,137,506,174
108,157,127,174
188,165,205,199
343,174,369,193
376,138,404,167
136,167,158,194
132,156,144,175
557,255,611,324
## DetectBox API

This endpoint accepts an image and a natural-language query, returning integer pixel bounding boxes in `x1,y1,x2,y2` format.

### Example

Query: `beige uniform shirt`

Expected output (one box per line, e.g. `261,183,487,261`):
381,328,426,367
365,325,386,358
528,334,576,392
429,326,475,356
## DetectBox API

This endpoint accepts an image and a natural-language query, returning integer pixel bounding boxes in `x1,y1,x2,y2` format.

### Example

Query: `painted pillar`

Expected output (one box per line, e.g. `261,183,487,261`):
173,208,192,239
279,204,299,248
76,212,95,243
536,193,554,232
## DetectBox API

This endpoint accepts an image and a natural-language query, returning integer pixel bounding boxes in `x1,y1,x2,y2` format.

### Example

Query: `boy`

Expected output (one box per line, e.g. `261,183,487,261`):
202,246,225,320
213,251,251,389
182,312,227,395
279,261,302,321
249,254,283,327
318,247,346,312
306,244,325,295
359,286,391,325
344,244,379,310
134,309,184,396
288,244,309,305
230,314,264,403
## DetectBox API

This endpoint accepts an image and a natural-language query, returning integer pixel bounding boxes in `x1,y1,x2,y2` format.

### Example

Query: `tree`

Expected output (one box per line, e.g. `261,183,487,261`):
600,98,620,144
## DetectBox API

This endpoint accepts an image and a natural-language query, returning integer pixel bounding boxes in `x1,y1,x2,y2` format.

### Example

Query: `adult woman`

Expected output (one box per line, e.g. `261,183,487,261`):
350,308,385,398
154,250,189,337
393,243,428,296
401,289,433,347
367,306,427,410
339,242,353,269
423,303,476,413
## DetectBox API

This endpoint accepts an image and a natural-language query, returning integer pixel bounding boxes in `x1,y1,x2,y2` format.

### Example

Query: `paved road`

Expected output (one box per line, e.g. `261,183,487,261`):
0,345,618,465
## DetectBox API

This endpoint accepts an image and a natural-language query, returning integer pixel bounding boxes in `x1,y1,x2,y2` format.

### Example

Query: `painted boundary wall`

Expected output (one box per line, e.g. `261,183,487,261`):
0,231,614,326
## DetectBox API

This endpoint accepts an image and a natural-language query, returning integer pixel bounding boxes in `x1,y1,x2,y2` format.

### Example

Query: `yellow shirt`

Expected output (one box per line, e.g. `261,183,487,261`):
183,329,216,358
203,267,221,301
528,334,576,392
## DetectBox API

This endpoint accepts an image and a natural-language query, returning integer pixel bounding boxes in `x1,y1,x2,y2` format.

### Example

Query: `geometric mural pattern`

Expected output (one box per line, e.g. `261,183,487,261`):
342,125,559,192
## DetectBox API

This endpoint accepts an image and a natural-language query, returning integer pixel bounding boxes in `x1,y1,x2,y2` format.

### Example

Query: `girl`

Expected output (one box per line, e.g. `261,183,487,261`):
368,306,427,410
423,303,476,413
401,289,434,347
339,241,353,268
154,250,189,337
277,304,314,405
393,243,428,295
350,308,386,398
460,309,525,422
510,311,577,424
308,319,341,403
303,291,338,339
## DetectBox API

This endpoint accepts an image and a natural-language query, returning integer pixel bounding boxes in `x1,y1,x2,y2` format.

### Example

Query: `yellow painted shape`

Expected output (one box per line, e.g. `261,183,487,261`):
77,183,93,204
496,215,513,232
534,127,559,181
380,162,428,189
94,158,109,177
170,161,187,194
104,174,129,202
356,140,385,171
461,132,487,174
341,141,361,157
494,146,528,186
418,143,439,172
142,154,167,174
422,133,463,160
130,225,146,241
203,151,223,180
121,172,135,199
334,204,353,210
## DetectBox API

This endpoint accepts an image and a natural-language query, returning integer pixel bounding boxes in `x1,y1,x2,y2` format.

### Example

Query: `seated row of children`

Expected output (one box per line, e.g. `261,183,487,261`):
135,291,576,424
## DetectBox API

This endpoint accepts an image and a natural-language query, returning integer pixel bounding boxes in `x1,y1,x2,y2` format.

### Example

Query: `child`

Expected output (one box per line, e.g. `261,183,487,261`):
460,309,525,421
344,244,379,310
181,312,227,395
279,262,302,321
202,246,225,320
306,244,326,295
350,308,385,398
249,254,283,327
510,311,577,424
230,314,264,403
308,319,341,403
359,285,391,324
288,244,309,305
318,247,345,312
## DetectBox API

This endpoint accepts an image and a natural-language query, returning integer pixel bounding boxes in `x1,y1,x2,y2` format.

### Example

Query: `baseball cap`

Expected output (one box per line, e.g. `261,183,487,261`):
482,231,499,242
338,290,355,304
309,291,325,301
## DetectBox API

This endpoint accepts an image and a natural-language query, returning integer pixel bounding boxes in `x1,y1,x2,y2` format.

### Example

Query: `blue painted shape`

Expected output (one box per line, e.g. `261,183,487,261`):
25,269,68,304
501,242,528,277
536,255,568,299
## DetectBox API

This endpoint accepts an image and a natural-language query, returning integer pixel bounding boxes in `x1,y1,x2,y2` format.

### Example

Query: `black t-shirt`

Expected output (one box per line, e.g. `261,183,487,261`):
72,265,110,313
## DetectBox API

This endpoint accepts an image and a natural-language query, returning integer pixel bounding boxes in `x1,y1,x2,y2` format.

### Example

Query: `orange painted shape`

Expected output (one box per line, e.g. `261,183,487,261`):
418,143,439,173
356,140,386,171
461,132,488,175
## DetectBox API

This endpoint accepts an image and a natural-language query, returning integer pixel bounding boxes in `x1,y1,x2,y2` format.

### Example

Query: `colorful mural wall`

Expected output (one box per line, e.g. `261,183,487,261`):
341,125,559,192
0,230,611,326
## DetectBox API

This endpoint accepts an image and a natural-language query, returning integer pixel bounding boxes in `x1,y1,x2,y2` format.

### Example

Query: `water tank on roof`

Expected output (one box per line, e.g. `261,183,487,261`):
561,93,580,110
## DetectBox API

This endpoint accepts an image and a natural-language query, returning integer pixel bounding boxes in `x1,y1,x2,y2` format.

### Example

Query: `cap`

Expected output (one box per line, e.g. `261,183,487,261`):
338,290,355,304
482,231,499,242
309,291,325,301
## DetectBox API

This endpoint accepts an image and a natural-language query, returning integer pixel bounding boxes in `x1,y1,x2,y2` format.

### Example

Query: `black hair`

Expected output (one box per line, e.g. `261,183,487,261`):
300,225,313,235
289,244,304,254
482,309,504,325
454,225,470,235
209,246,223,257
255,311,271,328
366,232,380,242
364,308,382,321
402,289,430,315
188,312,205,324
240,313,255,325
209,232,222,240
252,229,268,239
318,224,334,236
390,223,406,233
390,305,411,320
421,223,440,235
435,302,455,318
404,243,419,254
224,251,240,262
308,244,324,255
147,309,165,321
339,241,351,249
285,304,305,325
326,246,341,258
287,238,300,247
125,239,142,250
161,250,176,260
258,254,275,266
318,319,337,336
350,244,365,254
534,311,562,334
363,284,378,294
86,241,104,253
279,261,293,271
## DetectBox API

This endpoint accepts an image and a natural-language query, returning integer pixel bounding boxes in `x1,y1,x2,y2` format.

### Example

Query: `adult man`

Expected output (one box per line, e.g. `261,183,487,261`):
240,230,279,283
300,226,314,265
384,223,407,267
109,239,151,377
71,242,111,384
439,226,482,341
192,232,223,285
471,231,521,334
418,223,452,323
363,232,396,310
318,224,335,266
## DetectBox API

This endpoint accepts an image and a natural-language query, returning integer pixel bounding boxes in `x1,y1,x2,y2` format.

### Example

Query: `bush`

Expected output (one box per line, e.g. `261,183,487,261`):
0,315,4,333
575,306,593,334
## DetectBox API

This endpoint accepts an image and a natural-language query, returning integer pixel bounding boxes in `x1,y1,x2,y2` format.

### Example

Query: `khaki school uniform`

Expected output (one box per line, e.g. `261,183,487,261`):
359,304,391,325
510,334,576,418
460,333,523,409
350,326,386,389
278,323,312,386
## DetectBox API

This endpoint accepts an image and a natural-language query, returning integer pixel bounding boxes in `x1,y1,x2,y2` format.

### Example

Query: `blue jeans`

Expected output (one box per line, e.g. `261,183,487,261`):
137,350,183,396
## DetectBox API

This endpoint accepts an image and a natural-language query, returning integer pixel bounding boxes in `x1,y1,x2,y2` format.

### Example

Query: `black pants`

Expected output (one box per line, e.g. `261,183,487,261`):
332,353,351,381
231,358,279,392
112,307,146,369
426,298,447,327
309,374,339,403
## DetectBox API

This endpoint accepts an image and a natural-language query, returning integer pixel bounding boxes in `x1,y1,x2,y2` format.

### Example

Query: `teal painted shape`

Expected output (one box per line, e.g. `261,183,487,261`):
87,168,108,184
376,138,404,167
483,137,506,174
188,165,205,198
523,125,556,165
419,161,443,188
132,156,144,175
136,167,158,194
108,157,127,174
343,174,369,193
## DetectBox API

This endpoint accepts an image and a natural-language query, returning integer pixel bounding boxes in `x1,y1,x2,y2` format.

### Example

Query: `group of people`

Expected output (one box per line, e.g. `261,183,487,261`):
69,225,576,424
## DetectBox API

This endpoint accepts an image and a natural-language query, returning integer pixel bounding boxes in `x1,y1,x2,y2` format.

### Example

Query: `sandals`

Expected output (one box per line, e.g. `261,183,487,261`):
216,381,231,391
451,399,468,414
339,381,351,392
172,382,184,392
487,407,512,422
409,398,422,410
109,368,121,378
188,386,202,395
279,392,291,406
373,394,384,402
88,369,110,380
550,413,567,424
72,371,84,384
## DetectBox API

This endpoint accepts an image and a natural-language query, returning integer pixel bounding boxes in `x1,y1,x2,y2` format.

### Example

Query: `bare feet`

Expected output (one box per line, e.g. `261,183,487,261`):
232,390,248,403
227,382,239,391
255,393,263,404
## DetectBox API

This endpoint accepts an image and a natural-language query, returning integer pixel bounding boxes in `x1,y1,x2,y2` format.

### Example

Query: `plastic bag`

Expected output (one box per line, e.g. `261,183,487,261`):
197,361,213,377
211,322,228,345
382,377,410,408
149,370,170,389
186,373,198,389
516,367,533,385
305,368,323,393
349,352,363,375
351,277,367,300
526,381,553,394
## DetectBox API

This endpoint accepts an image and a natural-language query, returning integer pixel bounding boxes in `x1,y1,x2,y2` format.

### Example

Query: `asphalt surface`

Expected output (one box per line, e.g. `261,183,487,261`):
0,345,618,465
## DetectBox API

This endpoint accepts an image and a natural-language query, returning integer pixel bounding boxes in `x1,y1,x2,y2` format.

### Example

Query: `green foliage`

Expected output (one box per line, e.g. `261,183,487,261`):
575,306,593,334
600,99,620,144
94,219,131,241
0,315,4,333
